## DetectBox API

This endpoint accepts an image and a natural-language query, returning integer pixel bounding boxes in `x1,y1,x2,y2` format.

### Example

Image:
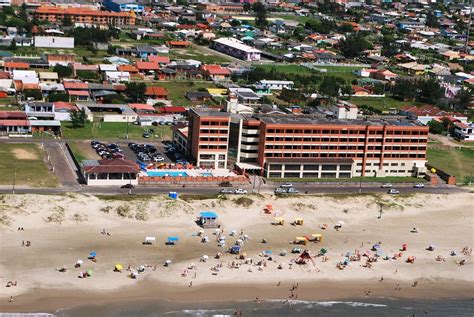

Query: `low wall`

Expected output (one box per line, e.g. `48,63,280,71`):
139,175,249,185
426,164,457,185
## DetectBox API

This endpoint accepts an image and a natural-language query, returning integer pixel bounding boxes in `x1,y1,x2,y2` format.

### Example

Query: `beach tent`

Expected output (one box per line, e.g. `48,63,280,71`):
198,211,219,228
230,245,241,254
167,236,179,245
311,234,323,242
294,218,304,225
143,236,156,245
115,264,123,271
294,236,308,245
273,217,284,225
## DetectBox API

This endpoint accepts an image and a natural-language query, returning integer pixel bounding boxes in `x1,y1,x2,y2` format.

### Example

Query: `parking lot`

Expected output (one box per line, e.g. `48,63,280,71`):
87,140,187,165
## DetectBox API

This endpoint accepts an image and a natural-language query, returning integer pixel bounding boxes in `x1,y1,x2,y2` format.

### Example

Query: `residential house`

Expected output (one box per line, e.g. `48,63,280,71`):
118,65,139,77
185,91,212,103
82,159,140,186
201,64,231,81
70,63,98,76
38,72,59,83
0,111,30,134
145,86,168,100
12,70,39,84
136,61,160,75
211,37,261,61
105,71,130,83
4,62,30,72
398,62,428,76
372,69,398,81
400,105,467,125
129,103,156,114
44,53,75,66
148,55,170,66
229,88,261,107
53,101,77,121
136,45,158,59
258,80,294,91
452,122,474,142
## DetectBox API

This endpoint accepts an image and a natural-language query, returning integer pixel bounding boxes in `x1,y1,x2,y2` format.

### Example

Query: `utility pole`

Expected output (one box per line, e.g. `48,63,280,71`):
125,116,129,140
12,169,16,195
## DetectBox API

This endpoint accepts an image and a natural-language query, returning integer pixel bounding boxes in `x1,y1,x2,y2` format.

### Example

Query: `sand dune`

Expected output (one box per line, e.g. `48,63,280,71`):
0,192,473,311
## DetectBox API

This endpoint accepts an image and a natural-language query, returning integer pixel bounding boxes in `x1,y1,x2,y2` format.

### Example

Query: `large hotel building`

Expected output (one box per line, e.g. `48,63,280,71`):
34,6,135,26
181,109,429,179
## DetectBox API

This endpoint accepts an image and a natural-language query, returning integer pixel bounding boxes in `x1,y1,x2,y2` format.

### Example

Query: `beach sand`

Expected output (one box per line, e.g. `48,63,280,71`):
0,192,473,312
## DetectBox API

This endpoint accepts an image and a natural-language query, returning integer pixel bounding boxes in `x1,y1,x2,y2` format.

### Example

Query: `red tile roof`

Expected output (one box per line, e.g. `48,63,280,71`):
0,119,30,126
148,56,170,64
167,41,191,47
83,159,140,174
118,65,139,73
135,61,160,71
4,62,30,69
0,71,11,79
160,106,186,114
129,103,155,111
0,111,27,119
145,86,168,96
68,90,90,96
64,82,89,90
201,64,230,76
53,101,76,110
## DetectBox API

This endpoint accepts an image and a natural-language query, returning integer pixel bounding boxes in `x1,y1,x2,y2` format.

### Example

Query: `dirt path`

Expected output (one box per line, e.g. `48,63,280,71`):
429,134,465,148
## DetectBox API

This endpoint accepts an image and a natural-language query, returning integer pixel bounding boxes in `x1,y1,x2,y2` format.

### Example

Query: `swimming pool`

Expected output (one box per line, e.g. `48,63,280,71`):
147,171,189,177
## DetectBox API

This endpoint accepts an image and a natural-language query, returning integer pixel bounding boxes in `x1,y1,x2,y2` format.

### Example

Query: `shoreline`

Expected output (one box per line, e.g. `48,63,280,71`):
1,279,473,313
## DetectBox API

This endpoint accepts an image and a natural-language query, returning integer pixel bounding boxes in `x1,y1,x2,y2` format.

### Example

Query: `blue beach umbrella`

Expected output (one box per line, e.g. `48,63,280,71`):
89,251,97,257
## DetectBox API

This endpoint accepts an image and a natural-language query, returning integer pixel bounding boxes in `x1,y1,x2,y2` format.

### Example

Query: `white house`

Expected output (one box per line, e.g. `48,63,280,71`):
82,159,140,186
258,80,294,91
34,36,74,49
105,71,130,83
453,122,474,142
12,70,39,84
99,64,118,72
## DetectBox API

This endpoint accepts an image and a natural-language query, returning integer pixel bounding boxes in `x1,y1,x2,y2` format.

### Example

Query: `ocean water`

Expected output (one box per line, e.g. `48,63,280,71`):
4,298,472,317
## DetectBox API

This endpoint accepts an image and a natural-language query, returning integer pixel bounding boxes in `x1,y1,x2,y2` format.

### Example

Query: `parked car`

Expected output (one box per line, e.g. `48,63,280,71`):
413,183,425,188
388,188,400,194
143,132,150,138
381,183,393,188
121,184,135,189
234,188,248,194
280,183,293,188
274,187,287,194
153,156,164,162
219,189,234,194
286,187,299,194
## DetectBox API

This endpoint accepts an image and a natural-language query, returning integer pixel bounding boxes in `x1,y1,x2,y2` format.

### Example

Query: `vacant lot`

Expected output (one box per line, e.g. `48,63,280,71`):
169,48,231,64
68,141,98,163
62,122,173,140
349,96,425,113
0,144,57,187
427,148,474,185
256,64,361,81
158,81,217,106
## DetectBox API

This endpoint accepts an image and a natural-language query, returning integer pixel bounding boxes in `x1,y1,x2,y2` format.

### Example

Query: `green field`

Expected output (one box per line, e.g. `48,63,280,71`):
62,122,173,140
427,148,474,185
256,64,360,81
0,144,57,187
67,141,98,163
349,96,421,113
169,47,231,64
269,14,311,24
256,64,313,74
158,81,217,106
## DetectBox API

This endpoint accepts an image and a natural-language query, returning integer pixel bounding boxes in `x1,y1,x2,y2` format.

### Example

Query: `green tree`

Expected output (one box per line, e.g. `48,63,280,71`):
454,88,472,111
243,2,251,12
319,76,346,98
252,2,267,30
125,82,147,102
8,39,16,51
426,11,440,28
53,64,73,78
77,70,100,81
70,109,87,128
418,78,443,103
392,79,416,101
339,33,372,58
62,15,72,26
24,89,43,100
427,120,445,134
48,92,69,102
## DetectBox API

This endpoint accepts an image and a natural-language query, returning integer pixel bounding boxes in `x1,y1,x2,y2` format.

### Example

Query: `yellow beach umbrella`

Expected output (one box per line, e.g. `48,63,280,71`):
115,264,123,271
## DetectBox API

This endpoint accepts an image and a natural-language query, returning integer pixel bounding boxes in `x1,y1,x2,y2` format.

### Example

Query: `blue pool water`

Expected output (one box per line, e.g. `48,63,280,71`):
147,171,189,177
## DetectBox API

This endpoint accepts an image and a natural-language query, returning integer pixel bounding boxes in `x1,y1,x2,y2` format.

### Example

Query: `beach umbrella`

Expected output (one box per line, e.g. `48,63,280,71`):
138,265,145,272
264,250,273,255
115,264,123,271
202,255,209,260
165,260,172,266
320,248,327,254
89,251,97,257
87,269,93,276
76,260,84,265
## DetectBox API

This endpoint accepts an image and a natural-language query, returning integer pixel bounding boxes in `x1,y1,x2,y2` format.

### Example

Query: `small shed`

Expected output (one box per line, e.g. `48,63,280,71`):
198,211,219,228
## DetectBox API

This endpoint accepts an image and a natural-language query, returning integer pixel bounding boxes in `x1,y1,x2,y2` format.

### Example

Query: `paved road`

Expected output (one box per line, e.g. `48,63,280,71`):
44,142,81,187
0,183,466,196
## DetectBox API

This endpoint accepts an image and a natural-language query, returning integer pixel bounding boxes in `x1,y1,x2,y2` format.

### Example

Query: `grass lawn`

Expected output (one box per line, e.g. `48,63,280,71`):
349,96,424,113
256,64,360,81
158,81,217,106
0,144,57,187
62,122,173,140
169,48,231,64
427,148,474,185
269,14,311,24
68,141,98,163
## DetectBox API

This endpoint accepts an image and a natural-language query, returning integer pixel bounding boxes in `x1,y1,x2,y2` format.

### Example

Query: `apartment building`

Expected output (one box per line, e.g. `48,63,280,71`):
211,38,261,61
34,6,136,26
232,114,429,179
188,109,230,169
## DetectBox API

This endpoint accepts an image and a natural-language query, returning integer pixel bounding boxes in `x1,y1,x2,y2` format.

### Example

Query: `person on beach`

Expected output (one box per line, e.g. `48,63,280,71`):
9,296,13,303
412,281,418,287
21,240,24,246
277,281,281,287
380,276,384,282
189,281,193,287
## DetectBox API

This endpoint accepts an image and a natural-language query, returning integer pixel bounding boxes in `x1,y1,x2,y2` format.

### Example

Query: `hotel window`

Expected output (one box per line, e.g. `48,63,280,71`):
339,173,351,178
340,165,352,171
269,172,282,178
303,173,319,178
284,172,300,178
